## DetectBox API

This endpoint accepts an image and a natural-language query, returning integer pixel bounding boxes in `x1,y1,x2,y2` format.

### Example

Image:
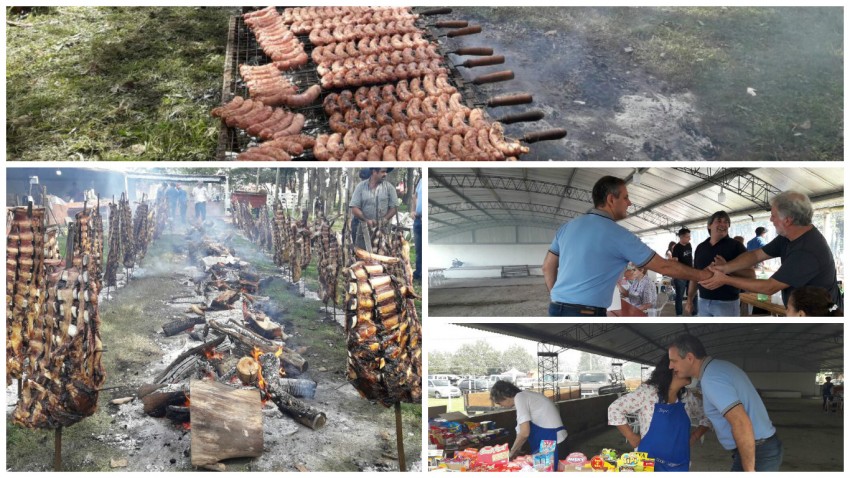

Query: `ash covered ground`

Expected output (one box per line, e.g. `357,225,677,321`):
6,219,421,472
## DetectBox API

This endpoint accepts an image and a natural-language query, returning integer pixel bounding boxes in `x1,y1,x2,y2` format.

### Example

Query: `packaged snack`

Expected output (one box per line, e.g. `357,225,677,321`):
561,452,589,471
533,440,557,472
477,443,510,467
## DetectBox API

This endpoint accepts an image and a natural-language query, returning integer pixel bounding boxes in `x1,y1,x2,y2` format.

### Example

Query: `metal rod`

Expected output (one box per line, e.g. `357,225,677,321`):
394,402,406,472
54,426,62,471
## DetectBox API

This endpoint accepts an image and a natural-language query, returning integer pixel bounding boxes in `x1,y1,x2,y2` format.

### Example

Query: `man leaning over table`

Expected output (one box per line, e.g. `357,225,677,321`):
542,175,713,317
699,191,840,308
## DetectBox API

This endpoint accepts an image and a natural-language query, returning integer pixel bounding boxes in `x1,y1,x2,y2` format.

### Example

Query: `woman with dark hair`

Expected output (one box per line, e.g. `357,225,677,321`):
786,286,843,317
490,380,568,463
608,355,710,471
665,241,676,260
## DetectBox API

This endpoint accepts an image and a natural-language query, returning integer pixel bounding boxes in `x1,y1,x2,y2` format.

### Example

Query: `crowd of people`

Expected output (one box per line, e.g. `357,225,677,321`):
157,180,210,225
543,176,842,317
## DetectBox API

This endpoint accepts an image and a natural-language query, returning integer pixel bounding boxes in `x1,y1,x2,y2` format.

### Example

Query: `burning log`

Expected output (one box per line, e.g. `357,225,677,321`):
236,356,260,385
242,302,285,340
209,320,307,373
162,317,207,337
258,353,326,430
190,379,263,468
210,289,240,310
165,405,190,423
153,335,227,385
142,386,189,417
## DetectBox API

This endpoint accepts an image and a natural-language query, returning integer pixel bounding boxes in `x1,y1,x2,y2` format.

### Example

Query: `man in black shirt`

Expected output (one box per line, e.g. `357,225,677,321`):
687,211,754,316
671,228,697,316
700,191,840,308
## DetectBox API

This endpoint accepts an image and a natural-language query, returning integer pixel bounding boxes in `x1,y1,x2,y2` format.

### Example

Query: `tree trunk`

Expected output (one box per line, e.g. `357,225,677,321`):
190,379,263,467
404,169,414,209
296,169,306,215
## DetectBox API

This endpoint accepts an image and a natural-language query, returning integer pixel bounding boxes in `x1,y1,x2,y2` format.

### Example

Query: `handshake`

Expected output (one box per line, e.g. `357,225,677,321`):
697,255,733,291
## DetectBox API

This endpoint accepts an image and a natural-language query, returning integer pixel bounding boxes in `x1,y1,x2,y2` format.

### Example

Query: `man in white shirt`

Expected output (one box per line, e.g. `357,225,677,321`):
192,181,208,221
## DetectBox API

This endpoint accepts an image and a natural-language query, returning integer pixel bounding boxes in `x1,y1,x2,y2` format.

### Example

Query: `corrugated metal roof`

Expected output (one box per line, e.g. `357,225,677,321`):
429,167,843,242
460,323,843,371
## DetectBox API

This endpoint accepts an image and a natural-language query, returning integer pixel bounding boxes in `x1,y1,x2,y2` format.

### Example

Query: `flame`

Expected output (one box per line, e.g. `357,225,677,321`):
204,347,224,360
274,346,283,358
184,394,191,407
180,422,191,431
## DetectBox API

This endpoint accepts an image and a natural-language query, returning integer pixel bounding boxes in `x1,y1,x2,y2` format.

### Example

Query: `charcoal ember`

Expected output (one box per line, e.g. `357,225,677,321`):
344,253,421,407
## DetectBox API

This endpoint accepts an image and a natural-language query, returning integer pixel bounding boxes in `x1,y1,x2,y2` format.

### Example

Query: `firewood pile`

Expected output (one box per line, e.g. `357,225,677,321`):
141,234,328,467
344,248,421,407
11,207,106,429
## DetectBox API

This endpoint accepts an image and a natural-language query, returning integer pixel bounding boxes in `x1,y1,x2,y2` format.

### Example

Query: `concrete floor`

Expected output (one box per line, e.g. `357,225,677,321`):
570,398,843,472
429,276,682,317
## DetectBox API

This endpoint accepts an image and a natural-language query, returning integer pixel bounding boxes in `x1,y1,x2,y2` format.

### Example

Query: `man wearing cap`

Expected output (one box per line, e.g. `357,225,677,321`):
349,168,397,250
688,211,753,316
542,176,712,316
670,228,697,316
700,191,840,307
746,227,768,252
668,334,782,471
192,181,208,222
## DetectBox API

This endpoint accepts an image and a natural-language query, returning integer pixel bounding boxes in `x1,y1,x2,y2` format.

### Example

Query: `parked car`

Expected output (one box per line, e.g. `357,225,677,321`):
579,371,625,397
428,379,461,399
541,371,580,389
429,374,461,385
457,378,491,393
515,377,536,389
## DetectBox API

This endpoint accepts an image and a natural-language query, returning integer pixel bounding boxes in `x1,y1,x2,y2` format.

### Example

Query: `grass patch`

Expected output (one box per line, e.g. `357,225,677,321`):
7,7,231,161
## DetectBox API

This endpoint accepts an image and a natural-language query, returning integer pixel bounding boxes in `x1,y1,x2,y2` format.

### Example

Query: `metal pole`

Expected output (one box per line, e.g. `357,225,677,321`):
54,426,62,471
394,402,406,472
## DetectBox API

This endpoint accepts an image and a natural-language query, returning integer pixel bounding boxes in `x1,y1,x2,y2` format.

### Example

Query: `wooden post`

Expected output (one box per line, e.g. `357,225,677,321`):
54,427,62,471
395,402,406,472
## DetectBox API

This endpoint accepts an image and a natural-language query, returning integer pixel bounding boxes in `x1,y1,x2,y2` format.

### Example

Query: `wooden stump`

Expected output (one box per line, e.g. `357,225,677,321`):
190,379,263,468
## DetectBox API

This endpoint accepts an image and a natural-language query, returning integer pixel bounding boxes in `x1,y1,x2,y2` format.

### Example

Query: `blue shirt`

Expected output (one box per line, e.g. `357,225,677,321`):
746,235,766,251
549,209,655,308
698,357,775,450
415,180,422,215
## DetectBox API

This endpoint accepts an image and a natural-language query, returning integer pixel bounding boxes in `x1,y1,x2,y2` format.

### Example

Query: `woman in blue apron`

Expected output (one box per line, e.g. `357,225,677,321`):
491,380,568,470
608,355,711,472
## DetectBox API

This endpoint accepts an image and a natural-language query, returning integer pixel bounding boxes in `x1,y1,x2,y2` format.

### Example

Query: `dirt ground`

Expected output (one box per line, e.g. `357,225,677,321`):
442,7,842,161
6,220,422,472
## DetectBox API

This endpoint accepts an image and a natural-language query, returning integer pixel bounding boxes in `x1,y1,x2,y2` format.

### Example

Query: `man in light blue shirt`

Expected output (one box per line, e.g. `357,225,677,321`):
669,334,782,471
542,176,712,316
412,178,422,281
746,227,768,251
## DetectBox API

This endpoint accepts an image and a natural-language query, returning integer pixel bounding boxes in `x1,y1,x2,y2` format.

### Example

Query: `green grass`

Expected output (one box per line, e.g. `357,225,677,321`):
7,7,231,161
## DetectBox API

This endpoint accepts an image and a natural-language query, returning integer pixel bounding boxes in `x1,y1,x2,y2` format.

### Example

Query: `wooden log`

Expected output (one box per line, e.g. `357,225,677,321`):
245,312,283,340
209,320,308,373
153,335,226,384
166,405,190,423
210,289,239,309
162,316,206,337
236,356,260,385
259,354,326,430
142,390,187,417
190,379,263,467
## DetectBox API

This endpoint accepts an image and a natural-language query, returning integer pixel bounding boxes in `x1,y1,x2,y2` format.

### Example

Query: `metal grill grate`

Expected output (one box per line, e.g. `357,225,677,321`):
215,8,503,161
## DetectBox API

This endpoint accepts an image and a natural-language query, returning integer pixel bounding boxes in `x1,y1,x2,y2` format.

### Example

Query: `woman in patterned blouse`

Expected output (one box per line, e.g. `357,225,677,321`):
626,266,657,312
607,355,711,471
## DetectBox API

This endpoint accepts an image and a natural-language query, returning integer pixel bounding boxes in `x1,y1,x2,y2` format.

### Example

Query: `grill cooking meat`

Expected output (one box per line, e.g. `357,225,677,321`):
6,207,46,385
12,210,105,429
309,19,420,46
243,7,308,71
104,203,120,287
287,8,417,35
311,33,430,64
345,252,421,406
212,96,307,141
119,194,135,269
